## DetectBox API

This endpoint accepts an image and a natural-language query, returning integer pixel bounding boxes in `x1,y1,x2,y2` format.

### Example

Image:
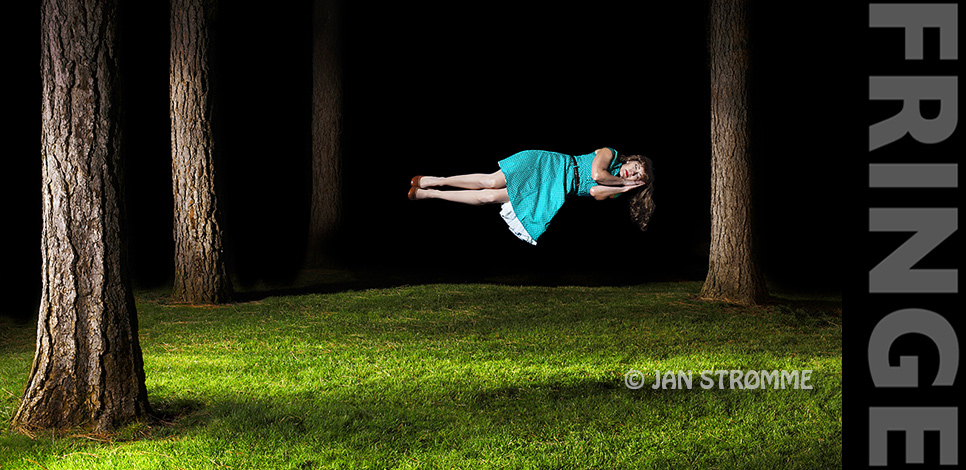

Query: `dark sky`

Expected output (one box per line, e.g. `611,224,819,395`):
5,1,860,319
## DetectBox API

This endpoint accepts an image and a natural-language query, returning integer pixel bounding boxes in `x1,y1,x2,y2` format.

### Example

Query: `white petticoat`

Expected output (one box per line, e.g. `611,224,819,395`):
499,202,537,245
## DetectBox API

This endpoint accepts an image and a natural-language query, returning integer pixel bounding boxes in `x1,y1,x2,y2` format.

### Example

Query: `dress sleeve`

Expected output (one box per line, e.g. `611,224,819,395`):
606,148,621,175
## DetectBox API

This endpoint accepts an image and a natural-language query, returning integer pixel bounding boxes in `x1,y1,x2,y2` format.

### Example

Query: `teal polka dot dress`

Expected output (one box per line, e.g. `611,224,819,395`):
497,148,622,244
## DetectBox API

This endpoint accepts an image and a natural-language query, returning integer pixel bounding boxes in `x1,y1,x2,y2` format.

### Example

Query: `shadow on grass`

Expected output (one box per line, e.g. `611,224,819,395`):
0,318,35,354
767,296,842,316
147,376,640,435
145,373,836,440
760,294,842,331
149,396,208,428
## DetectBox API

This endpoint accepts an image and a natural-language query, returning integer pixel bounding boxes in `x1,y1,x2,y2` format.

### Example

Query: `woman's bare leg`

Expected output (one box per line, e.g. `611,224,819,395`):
418,170,506,189
413,187,509,205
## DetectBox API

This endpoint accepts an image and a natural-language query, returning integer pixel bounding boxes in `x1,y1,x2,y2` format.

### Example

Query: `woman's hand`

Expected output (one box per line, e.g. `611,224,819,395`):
622,179,645,187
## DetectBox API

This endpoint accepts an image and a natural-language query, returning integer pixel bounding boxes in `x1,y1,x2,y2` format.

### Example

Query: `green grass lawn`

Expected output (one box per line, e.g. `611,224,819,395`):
1,282,841,469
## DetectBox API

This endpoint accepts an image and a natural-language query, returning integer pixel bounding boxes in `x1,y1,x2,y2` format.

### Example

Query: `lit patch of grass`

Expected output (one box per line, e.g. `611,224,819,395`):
1,282,841,468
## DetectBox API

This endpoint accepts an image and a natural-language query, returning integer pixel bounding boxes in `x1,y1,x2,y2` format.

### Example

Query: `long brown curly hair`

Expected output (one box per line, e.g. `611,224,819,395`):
618,153,656,231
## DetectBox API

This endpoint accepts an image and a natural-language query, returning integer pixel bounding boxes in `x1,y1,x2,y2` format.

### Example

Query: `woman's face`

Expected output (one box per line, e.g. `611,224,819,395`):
620,161,646,181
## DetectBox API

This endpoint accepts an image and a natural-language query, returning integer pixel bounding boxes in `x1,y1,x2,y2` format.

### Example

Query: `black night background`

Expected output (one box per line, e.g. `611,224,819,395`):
5,1,855,317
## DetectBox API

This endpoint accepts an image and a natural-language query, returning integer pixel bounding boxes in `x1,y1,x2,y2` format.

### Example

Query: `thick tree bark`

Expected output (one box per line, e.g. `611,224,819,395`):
170,0,232,303
13,0,150,433
306,0,343,267
700,0,767,305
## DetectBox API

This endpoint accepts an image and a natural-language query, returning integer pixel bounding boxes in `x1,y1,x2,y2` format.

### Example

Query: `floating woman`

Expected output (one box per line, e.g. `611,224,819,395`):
408,147,654,245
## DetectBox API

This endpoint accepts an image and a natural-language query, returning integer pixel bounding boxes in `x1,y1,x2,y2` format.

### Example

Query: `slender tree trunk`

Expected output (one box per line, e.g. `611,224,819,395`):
170,0,232,303
700,0,767,305
13,0,150,433
306,0,343,267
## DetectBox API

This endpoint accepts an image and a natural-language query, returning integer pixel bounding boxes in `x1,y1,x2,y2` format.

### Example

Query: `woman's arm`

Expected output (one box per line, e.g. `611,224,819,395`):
588,182,643,201
590,148,636,186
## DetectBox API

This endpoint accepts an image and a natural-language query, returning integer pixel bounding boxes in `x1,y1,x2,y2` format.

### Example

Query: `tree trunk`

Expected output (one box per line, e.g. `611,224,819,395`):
306,0,343,267
170,0,232,304
700,0,767,305
13,0,151,433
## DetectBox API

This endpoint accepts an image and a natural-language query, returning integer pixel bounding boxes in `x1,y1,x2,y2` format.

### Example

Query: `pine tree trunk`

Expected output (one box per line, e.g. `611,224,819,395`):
306,0,343,267
13,0,151,433
170,0,232,303
700,0,767,305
